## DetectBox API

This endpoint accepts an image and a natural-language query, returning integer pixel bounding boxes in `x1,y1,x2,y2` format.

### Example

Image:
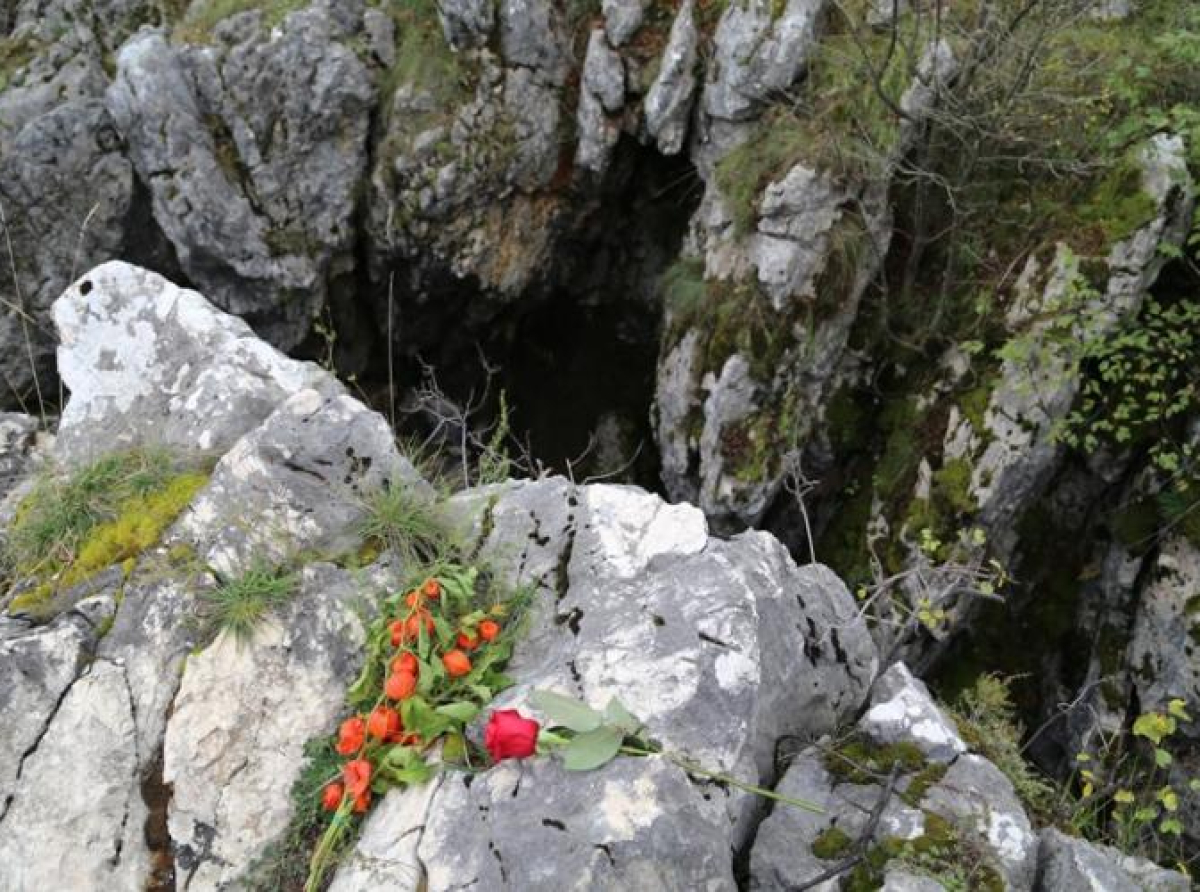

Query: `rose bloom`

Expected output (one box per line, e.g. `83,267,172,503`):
484,710,540,762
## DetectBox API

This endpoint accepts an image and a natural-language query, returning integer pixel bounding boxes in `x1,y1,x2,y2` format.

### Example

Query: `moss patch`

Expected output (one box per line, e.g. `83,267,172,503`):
5,451,208,619
823,735,928,786
812,825,854,860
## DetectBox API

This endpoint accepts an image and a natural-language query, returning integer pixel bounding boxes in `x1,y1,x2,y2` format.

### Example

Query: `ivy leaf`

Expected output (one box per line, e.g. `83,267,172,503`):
530,689,603,733
603,697,642,735
560,725,624,771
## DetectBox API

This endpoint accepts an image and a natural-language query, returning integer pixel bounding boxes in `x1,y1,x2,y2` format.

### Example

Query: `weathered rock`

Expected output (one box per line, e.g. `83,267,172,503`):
644,0,698,155
1035,827,1191,892
0,594,111,808
702,0,825,123
164,562,386,890
52,261,339,464
335,478,878,889
751,656,1039,890
576,28,625,174
1127,536,1200,724
862,663,967,763
602,0,647,46
172,387,425,575
107,8,375,351
0,99,133,408
0,412,37,502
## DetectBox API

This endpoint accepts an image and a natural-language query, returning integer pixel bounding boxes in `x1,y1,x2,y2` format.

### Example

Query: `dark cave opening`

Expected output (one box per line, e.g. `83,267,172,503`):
364,136,702,491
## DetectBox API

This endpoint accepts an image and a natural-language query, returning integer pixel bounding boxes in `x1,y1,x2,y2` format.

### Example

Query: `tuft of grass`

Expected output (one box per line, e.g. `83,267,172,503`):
3,450,208,619
198,564,298,643
357,480,454,567
173,0,308,44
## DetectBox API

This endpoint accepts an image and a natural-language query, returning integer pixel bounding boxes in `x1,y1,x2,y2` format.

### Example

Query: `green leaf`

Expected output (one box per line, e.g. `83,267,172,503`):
1132,712,1175,745
603,697,642,735
436,701,480,723
560,725,624,771
530,689,603,733
1155,747,1173,768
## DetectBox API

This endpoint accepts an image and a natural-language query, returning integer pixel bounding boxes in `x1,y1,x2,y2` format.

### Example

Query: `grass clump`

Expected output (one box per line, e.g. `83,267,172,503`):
197,564,298,643
357,480,453,568
5,450,208,617
173,0,308,43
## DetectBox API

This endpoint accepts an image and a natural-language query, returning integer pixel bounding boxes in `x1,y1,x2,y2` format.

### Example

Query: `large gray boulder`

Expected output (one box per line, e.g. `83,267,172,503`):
52,260,338,464
165,563,390,891
333,477,879,889
1035,827,1191,892
106,6,375,352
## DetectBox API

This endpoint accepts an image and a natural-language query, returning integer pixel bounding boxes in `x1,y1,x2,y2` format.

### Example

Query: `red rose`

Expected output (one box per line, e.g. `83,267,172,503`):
343,759,372,797
484,710,540,762
457,630,480,651
335,716,366,756
321,782,344,811
353,790,371,813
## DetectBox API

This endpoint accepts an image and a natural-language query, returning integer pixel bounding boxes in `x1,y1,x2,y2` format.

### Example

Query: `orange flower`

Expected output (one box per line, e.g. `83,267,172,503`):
478,619,500,642
442,649,472,677
335,716,366,756
422,578,441,599
403,611,435,642
392,652,419,676
321,782,344,811
456,630,480,651
403,590,422,609
367,705,403,741
389,620,405,647
353,790,371,813
343,759,372,797
385,669,417,701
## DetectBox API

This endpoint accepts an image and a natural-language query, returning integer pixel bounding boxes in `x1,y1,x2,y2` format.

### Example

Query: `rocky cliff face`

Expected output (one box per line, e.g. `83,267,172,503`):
0,262,1191,891
3,0,1200,888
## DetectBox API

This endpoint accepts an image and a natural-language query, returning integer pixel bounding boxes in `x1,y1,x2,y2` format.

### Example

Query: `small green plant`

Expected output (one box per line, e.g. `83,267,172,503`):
1067,699,1199,873
948,674,1055,817
357,481,452,567
198,564,297,642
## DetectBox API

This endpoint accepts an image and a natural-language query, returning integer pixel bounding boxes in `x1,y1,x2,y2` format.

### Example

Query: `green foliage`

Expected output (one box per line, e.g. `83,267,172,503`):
1069,700,1198,868
379,0,473,114
197,565,298,643
1063,297,1200,474
714,111,811,235
948,674,1055,818
5,450,208,617
823,735,928,786
357,481,454,568
173,0,308,43
845,811,1005,892
0,32,38,92
811,825,853,860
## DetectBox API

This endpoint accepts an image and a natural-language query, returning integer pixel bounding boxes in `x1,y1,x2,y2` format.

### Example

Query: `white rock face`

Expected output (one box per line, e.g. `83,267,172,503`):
53,261,339,464
862,663,967,763
164,563,386,890
335,477,879,890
